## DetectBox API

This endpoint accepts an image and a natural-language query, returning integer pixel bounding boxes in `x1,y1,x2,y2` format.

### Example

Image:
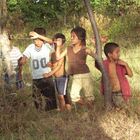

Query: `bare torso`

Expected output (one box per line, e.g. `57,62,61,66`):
51,51,65,77
53,58,65,77
108,62,121,92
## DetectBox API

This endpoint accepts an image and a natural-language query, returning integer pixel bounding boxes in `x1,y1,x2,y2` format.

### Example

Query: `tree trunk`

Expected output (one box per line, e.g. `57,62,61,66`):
0,0,8,33
83,0,112,109
0,0,13,77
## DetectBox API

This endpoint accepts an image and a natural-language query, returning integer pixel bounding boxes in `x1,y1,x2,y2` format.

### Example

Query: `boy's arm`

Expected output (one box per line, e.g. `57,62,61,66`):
85,47,101,71
85,48,96,58
43,59,63,78
29,31,53,44
55,46,67,60
19,55,28,65
117,60,133,77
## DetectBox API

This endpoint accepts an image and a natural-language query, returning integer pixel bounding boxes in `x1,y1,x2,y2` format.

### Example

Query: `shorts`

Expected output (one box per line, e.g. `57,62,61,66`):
55,76,68,95
69,73,95,102
54,76,71,105
32,77,57,111
112,91,126,108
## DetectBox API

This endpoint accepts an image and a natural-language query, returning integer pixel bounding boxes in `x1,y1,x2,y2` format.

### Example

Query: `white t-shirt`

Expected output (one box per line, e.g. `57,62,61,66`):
23,43,54,79
10,46,22,69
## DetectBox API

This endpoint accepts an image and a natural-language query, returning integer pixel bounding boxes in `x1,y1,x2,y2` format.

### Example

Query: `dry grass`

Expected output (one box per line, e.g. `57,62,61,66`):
0,45,140,140
0,89,140,140
0,24,140,140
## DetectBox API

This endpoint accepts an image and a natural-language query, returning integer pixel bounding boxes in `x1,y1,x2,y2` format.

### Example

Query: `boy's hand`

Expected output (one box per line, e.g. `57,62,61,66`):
54,38,62,47
117,59,133,77
29,31,40,39
46,62,53,67
117,59,128,66
100,36,108,44
86,48,96,58
91,36,108,46
43,72,52,78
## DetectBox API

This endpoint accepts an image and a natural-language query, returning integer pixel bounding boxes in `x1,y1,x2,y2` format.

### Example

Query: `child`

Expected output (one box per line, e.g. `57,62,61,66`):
96,42,133,108
4,34,23,91
43,33,71,111
20,27,57,111
55,26,95,108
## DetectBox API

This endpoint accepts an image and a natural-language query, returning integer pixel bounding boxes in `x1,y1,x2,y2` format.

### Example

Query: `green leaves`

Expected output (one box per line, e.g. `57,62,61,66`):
6,0,140,28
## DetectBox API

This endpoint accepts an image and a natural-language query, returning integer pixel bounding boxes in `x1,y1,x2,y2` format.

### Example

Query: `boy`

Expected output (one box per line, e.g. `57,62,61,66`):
4,34,23,91
43,33,71,111
20,27,57,111
96,42,133,108
55,27,95,109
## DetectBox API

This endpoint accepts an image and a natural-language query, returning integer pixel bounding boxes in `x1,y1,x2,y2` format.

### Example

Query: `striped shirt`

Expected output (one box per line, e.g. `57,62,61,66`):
9,46,22,70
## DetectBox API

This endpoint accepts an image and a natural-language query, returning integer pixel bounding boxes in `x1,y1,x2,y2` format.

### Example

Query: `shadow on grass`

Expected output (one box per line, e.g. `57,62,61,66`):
0,83,140,140
0,86,113,140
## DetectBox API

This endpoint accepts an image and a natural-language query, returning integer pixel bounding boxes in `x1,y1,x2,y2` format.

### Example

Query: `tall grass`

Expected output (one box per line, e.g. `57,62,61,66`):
0,22,140,140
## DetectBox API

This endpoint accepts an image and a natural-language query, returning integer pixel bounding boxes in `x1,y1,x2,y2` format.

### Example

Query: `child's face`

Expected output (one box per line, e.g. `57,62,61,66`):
108,47,120,61
71,32,81,45
54,38,63,47
34,38,44,48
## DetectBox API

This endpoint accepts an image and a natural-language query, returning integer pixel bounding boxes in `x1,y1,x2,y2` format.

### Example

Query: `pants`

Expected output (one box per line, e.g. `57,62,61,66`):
4,72,24,92
32,78,57,111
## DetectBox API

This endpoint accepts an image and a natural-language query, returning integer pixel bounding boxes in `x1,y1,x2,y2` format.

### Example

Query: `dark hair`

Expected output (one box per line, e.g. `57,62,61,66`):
34,27,46,36
53,33,66,44
104,42,119,57
8,33,13,40
71,26,86,46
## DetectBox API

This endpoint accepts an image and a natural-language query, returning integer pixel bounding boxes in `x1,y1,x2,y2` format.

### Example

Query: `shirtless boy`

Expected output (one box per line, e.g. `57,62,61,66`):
43,33,71,111
96,42,133,108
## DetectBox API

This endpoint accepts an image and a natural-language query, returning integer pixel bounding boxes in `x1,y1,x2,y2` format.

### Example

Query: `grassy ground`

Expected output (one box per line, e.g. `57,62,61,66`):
0,88,140,140
0,24,140,140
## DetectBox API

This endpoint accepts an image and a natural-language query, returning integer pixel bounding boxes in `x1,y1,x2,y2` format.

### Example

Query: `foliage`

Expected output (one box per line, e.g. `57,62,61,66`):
0,1,140,139
6,0,140,36
7,0,87,28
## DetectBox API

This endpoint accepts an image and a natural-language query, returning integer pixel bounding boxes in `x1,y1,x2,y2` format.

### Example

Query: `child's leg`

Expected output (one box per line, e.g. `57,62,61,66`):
58,95,65,111
82,73,95,109
64,95,71,111
69,75,83,103
55,76,71,111
112,92,126,109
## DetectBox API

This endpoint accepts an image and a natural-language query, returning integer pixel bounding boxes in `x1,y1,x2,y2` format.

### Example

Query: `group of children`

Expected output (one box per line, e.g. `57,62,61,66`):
5,26,133,111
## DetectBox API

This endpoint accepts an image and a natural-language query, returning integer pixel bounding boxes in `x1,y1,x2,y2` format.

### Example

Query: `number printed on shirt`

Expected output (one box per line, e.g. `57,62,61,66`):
32,58,47,69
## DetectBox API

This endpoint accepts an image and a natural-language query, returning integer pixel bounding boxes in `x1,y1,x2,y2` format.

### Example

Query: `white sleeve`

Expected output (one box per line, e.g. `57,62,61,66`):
23,45,31,59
